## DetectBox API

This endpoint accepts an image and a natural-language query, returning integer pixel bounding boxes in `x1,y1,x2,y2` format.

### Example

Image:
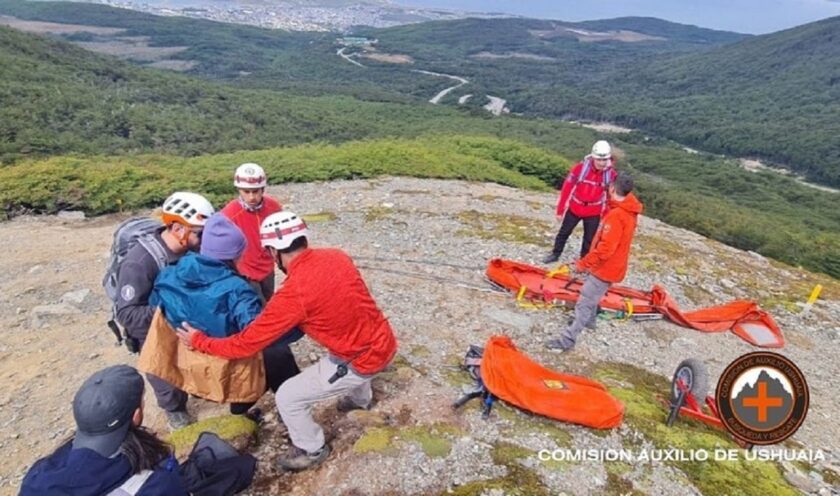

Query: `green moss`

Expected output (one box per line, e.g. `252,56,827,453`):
635,234,702,276
353,423,461,458
409,344,432,358
760,297,801,314
364,205,395,222
303,211,337,223
447,442,550,496
353,426,397,454
164,415,257,455
593,362,799,496
403,424,461,458
606,461,634,477
456,210,551,246
477,194,501,202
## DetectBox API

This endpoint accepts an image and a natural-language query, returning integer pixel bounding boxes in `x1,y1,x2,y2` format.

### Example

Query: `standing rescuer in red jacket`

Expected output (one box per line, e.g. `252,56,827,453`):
546,172,643,352
176,211,398,471
221,163,283,302
543,140,618,264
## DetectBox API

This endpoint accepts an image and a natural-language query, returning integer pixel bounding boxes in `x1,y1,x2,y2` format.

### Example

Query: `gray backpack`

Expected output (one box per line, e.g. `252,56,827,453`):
102,217,168,345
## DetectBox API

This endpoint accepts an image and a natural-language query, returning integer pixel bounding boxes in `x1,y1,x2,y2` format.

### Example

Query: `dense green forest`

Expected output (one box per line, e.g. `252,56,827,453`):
0,11,838,279
362,16,840,186
3,1,835,186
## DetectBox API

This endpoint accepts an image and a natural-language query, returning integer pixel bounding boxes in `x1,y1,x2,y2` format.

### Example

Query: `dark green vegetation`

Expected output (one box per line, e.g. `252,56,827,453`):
2,1,839,185
0,0,444,101
0,5,838,279
359,16,840,187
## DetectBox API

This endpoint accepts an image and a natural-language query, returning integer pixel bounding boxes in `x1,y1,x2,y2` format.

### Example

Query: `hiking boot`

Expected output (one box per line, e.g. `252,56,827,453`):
542,253,560,264
545,339,573,353
336,396,371,413
277,444,331,471
244,407,264,425
166,410,192,431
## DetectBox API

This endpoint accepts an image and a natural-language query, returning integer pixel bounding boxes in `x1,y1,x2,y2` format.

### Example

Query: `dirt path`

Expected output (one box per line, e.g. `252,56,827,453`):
336,47,365,68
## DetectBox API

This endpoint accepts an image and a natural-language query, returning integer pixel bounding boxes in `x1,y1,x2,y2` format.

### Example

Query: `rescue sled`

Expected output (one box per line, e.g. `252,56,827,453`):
453,336,624,429
486,258,784,348
664,358,752,448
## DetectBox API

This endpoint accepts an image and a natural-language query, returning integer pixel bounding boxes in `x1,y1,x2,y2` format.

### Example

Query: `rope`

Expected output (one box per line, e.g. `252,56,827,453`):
356,264,506,294
353,255,483,271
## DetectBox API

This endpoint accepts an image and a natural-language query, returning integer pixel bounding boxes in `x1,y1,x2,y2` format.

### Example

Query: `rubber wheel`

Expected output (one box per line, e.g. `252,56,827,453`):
670,358,709,404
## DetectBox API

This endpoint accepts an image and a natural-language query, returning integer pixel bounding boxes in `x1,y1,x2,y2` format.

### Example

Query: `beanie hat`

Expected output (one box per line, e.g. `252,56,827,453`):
200,214,247,261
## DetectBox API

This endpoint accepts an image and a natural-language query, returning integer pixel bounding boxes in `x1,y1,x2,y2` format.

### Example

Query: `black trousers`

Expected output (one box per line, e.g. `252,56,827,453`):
551,211,601,258
230,341,300,415
136,334,189,413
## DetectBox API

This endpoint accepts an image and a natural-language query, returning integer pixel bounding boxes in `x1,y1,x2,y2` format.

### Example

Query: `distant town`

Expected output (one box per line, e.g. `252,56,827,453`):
82,0,512,32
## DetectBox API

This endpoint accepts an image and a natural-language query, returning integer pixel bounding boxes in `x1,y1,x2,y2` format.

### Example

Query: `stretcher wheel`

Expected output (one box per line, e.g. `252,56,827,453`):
671,358,708,404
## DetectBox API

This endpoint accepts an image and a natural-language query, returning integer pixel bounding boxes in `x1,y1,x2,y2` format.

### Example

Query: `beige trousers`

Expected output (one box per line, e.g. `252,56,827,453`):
275,356,373,452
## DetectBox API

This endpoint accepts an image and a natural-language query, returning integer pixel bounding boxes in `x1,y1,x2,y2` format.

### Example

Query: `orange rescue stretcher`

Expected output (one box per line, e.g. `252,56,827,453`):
486,258,784,348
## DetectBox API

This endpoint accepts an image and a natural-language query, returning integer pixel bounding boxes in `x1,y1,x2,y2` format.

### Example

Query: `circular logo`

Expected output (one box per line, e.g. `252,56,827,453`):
120,284,136,302
716,352,809,445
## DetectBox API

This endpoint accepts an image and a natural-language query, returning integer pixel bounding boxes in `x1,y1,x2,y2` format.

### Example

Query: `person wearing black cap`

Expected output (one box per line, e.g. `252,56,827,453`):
20,365,187,495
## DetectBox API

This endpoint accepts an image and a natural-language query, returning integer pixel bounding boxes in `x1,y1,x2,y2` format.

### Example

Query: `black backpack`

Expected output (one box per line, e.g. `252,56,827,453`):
179,432,257,496
102,217,168,346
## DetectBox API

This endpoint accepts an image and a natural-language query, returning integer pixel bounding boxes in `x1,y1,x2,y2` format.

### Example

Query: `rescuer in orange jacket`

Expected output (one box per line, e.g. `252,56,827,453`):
546,172,643,351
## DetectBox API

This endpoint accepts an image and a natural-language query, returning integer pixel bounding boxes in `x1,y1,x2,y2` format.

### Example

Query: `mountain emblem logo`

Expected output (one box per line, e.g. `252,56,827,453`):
716,352,809,445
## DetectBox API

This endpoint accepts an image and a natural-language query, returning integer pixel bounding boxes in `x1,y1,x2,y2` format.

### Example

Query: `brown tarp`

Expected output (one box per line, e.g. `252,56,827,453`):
137,309,266,403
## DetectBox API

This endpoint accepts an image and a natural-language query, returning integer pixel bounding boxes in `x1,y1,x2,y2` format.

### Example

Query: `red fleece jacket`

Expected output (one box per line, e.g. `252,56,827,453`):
191,248,398,375
221,196,282,281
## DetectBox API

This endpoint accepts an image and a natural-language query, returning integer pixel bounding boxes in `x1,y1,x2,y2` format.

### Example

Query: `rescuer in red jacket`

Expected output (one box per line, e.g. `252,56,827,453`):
543,140,618,264
177,211,398,471
547,172,643,352
221,162,283,302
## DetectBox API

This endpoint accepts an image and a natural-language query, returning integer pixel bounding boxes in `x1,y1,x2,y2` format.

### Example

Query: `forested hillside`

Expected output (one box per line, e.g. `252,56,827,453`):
3,1,838,186
364,16,840,186
1,13,838,278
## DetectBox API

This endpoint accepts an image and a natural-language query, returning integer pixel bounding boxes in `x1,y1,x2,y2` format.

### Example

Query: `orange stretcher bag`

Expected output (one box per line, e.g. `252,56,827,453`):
479,336,624,429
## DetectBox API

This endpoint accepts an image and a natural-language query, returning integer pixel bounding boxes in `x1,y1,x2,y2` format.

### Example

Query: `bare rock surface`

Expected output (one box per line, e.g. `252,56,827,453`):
0,177,837,495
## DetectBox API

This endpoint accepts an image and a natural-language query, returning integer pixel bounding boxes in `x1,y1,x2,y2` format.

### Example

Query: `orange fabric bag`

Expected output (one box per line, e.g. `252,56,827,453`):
480,336,624,429
137,309,266,403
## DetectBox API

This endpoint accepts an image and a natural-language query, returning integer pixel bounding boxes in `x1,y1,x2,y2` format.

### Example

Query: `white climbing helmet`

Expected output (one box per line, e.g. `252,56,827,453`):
260,211,308,251
161,192,215,227
234,163,267,189
591,140,612,160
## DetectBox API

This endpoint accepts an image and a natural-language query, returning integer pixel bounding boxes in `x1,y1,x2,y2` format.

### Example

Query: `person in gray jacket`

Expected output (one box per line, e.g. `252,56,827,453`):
115,192,214,430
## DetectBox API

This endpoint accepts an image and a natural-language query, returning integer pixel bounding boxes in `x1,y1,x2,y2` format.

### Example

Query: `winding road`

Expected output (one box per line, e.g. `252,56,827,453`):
411,70,469,104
